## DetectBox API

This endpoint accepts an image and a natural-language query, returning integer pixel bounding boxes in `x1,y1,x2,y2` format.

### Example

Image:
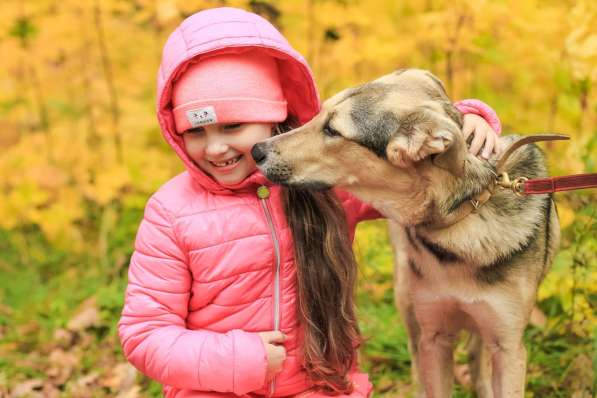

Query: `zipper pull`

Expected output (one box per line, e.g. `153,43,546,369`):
257,185,270,199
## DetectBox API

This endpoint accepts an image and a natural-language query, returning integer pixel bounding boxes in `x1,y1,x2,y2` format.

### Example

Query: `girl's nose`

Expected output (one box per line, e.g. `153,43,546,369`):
205,136,229,156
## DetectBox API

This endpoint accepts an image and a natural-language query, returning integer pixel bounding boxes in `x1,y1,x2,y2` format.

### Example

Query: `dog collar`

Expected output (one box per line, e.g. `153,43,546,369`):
430,133,580,230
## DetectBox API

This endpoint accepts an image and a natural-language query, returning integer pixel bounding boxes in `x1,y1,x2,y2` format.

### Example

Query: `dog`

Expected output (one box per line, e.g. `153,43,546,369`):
251,68,560,398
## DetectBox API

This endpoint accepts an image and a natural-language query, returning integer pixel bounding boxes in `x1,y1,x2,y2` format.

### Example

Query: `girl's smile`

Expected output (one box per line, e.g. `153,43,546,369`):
181,122,273,185
209,154,243,169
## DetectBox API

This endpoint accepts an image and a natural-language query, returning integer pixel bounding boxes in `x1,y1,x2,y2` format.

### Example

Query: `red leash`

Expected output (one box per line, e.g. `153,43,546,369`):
521,173,597,195
495,134,597,196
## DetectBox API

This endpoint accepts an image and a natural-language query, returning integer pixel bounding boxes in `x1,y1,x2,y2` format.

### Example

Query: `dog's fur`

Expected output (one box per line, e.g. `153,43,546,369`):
252,69,560,398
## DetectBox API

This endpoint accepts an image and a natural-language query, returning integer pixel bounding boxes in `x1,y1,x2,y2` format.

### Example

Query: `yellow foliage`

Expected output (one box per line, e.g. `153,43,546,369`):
155,0,180,26
539,251,597,338
557,204,576,230
0,0,594,298
566,0,597,82
83,165,131,206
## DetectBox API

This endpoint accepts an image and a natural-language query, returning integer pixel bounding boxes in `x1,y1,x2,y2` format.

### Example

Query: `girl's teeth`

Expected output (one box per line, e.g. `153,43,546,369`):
213,156,240,167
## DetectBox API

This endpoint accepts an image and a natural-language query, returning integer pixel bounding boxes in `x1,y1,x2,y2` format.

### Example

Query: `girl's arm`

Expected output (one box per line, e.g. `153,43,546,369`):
118,197,267,394
454,99,502,135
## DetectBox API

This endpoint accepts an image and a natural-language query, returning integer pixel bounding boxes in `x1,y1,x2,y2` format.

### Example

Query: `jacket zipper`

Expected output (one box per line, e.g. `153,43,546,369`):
257,186,281,396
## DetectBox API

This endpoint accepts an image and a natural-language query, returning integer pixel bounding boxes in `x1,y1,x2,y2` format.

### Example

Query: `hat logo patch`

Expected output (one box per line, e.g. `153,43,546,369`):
186,106,217,127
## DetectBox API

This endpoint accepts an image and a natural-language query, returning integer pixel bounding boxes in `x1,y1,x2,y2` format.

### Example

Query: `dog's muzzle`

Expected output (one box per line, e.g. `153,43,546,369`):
251,139,333,191
251,143,268,165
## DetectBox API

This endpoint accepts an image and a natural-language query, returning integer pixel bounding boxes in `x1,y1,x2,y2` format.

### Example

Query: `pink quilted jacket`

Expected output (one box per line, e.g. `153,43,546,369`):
118,7,501,398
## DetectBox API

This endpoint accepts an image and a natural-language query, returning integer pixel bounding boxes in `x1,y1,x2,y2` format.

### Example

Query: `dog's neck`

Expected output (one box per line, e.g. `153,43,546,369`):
414,146,549,267
344,163,437,225
340,150,497,227
426,155,497,225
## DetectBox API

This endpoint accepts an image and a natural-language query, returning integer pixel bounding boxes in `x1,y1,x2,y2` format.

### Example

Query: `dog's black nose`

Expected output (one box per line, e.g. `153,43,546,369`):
251,143,267,164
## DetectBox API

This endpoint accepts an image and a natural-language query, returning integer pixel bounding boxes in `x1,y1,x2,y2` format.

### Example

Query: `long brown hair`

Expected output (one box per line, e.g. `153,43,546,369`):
275,120,361,394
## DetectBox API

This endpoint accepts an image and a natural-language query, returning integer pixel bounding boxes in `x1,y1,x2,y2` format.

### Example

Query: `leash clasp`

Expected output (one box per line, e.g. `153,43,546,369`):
497,172,528,196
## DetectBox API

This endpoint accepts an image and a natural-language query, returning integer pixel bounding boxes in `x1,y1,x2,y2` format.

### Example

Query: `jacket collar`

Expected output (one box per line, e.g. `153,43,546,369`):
190,167,274,196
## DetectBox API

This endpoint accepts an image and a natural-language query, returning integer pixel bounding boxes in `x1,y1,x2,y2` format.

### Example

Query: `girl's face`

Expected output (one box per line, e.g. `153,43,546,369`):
181,122,273,185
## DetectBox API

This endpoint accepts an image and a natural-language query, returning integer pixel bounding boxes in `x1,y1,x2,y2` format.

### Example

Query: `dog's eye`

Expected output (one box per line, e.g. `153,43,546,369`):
323,123,341,137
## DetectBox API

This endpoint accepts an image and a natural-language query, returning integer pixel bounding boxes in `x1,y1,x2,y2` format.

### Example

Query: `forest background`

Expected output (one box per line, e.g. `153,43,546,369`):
0,0,595,397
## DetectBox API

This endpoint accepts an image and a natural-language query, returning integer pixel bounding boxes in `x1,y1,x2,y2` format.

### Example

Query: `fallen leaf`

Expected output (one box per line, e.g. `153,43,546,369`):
0,303,13,316
116,385,141,398
571,391,593,398
66,372,100,398
10,379,43,398
76,372,99,387
563,354,593,395
16,321,40,336
47,349,79,386
101,362,137,392
41,382,60,398
67,298,100,332
49,349,79,367
52,328,75,347
16,352,44,372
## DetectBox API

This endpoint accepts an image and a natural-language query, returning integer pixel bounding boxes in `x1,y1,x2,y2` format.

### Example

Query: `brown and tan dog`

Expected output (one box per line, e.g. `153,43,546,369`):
252,69,559,398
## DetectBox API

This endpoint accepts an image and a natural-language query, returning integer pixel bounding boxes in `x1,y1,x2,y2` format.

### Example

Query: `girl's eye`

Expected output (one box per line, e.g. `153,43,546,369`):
185,127,205,135
223,123,242,131
323,123,341,137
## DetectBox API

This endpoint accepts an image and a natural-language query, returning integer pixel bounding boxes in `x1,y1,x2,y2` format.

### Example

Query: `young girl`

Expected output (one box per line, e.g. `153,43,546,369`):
118,7,502,398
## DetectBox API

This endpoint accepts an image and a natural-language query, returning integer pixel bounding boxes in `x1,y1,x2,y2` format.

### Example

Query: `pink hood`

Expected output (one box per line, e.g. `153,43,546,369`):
156,7,320,195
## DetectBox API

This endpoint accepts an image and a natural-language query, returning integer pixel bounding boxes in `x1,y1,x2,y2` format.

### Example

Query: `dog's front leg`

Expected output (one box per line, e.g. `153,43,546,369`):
399,304,425,398
468,333,493,398
489,338,527,398
417,330,456,398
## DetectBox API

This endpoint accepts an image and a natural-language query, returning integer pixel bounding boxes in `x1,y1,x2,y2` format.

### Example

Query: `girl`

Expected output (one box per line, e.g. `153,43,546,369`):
118,7,502,398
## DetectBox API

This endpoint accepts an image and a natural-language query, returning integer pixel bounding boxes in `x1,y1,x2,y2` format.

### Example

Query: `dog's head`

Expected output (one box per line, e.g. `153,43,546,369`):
252,69,466,191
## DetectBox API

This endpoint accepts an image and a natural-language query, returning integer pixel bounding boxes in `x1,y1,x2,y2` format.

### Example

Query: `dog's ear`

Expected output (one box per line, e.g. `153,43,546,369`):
431,132,466,177
386,109,466,176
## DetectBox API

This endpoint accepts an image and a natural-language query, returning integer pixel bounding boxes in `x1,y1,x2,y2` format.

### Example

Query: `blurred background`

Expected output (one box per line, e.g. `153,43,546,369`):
0,0,595,397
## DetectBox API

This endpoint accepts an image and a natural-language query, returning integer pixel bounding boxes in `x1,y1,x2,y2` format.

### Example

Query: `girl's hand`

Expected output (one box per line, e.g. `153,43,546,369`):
258,331,287,381
462,113,501,159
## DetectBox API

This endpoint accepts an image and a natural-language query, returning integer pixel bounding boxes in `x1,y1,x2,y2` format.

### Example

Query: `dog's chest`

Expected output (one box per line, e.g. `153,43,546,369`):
408,291,505,337
402,227,466,273
393,226,513,335
394,225,488,300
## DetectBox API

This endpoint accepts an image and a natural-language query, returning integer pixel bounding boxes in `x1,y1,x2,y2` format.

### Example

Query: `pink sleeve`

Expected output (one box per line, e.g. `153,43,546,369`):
118,197,267,394
454,99,502,135
335,189,382,237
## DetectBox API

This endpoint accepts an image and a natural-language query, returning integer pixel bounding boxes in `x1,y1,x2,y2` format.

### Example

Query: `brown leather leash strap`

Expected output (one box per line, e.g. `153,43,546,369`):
521,173,597,194
496,133,570,174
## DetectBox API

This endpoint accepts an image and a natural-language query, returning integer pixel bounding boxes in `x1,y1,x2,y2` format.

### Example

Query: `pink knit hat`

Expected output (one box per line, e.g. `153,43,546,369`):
171,51,288,133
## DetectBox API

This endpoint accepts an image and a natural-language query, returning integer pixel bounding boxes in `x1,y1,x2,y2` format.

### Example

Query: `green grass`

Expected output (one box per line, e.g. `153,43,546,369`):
0,209,594,397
